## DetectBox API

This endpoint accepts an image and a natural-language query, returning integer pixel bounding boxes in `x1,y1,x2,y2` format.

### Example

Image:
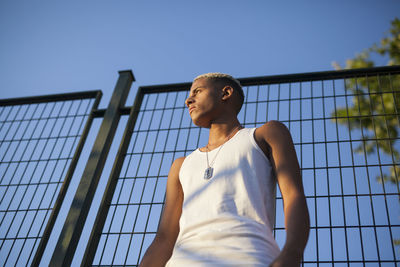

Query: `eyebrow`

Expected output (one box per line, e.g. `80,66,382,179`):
190,86,205,94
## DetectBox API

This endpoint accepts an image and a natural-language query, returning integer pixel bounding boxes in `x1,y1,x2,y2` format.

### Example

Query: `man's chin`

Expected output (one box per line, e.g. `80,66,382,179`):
192,118,211,128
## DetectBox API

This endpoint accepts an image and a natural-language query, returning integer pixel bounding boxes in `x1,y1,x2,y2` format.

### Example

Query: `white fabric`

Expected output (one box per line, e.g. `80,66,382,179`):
166,128,280,266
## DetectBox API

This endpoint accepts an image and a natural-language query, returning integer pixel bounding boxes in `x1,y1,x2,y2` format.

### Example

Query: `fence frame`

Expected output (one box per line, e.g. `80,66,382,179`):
81,65,400,266
1,65,399,266
0,90,102,266
48,70,134,266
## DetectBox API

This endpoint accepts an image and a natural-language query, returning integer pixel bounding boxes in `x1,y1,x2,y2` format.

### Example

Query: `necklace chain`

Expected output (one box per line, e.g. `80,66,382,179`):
204,125,242,179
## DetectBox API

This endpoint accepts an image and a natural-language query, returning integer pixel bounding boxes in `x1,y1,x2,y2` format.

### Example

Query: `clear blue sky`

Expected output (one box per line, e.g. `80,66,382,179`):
0,0,399,106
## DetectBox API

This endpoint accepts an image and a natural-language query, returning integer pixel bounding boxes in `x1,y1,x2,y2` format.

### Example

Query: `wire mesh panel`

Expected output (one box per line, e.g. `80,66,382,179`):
91,68,400,266
265,74,400,266
0,94,98,266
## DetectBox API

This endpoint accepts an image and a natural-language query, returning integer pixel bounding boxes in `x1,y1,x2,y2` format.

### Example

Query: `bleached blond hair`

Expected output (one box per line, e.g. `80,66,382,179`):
193,72,244,114
194,73,241,88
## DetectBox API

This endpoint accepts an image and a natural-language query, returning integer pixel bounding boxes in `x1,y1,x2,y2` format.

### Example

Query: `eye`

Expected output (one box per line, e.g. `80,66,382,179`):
190,87,202,97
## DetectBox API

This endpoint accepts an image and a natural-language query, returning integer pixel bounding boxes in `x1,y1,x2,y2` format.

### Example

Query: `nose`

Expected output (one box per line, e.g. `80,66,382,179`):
185,96,193,107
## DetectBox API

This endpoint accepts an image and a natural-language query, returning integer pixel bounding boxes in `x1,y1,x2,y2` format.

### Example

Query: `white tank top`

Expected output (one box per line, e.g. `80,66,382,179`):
166,128,280,266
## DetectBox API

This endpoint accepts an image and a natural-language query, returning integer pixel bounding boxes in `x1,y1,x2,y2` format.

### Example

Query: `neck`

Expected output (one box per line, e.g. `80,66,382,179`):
206,118,242,150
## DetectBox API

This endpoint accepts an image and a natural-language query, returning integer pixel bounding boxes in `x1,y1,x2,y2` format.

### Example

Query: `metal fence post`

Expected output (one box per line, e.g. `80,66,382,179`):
31,91,102,267
80,87,144,266
49,70,134,267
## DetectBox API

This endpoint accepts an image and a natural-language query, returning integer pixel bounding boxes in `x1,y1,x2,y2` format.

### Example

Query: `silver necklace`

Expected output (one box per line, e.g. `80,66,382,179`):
204,125,242,180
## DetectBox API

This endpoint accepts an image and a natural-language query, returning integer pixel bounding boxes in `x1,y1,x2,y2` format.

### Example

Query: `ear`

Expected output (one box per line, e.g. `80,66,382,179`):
221,86,234,101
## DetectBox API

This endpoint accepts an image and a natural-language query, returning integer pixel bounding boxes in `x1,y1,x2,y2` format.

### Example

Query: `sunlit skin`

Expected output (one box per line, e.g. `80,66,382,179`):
185,77,242,150
139,77,310,267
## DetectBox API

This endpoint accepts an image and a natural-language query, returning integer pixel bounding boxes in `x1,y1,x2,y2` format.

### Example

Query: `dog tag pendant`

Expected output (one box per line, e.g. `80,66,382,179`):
204,167,213,180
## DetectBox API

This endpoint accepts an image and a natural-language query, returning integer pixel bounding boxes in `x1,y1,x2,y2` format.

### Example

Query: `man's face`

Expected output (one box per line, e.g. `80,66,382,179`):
185,78,221,128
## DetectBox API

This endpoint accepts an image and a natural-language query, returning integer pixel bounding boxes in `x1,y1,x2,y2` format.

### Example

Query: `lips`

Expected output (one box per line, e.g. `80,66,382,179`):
189,106,196,114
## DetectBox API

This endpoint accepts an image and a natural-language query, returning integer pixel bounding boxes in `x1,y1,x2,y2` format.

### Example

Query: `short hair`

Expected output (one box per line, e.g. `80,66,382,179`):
193,73,244,114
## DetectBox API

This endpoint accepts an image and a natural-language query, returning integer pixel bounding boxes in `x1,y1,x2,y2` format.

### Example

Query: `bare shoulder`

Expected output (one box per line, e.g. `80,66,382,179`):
257,120,290,136
172,156,186,167
255,120,292,145
169,156,186,179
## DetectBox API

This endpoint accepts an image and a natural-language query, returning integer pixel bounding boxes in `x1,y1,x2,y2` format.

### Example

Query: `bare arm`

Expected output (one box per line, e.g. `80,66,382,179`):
139,157,185,267
256,121,310,267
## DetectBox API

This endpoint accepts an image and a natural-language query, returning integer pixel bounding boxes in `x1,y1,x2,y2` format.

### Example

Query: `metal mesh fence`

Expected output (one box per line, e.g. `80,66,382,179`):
1,68,398,266
0,94,98,266
91,69,400,266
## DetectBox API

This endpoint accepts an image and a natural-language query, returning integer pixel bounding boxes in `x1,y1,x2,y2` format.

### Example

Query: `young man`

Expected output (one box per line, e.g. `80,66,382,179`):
139,73,310,266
